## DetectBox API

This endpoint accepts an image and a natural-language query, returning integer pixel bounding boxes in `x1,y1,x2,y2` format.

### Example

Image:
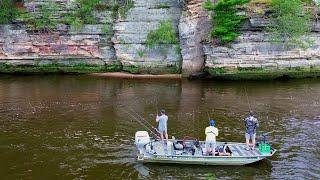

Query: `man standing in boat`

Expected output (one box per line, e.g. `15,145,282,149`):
244,111,259,150
205,120,219,155
156,109,168,142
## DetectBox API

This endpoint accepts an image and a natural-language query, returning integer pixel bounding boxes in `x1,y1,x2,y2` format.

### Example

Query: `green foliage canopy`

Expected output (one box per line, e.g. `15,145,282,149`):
146,21,179,48
19,0,59,31
203,0,249,44
268,0,312,48
0,0,19,24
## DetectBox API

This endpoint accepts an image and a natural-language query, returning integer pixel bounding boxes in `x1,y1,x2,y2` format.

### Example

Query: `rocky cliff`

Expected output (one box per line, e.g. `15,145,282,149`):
1,0,320,79
113,0,182,74
0,0,117,69
204,13,320,79
179,0,212,76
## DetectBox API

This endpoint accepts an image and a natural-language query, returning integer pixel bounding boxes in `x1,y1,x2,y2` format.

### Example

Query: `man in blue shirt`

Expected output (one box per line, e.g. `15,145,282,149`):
244,111,259,150
156,109,168,142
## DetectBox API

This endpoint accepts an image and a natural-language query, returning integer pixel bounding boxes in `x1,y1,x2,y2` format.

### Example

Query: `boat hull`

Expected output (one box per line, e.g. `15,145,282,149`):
138,154,266,165
134,132,276,166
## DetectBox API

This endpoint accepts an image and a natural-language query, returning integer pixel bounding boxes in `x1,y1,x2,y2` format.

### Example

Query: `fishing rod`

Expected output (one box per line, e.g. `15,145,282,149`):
154,96,159,116
244,85,252,111
118,103,157,132
122,108,154,132
127,106,156,130
207,111,211,121
121,108,159,138
121,104,161,135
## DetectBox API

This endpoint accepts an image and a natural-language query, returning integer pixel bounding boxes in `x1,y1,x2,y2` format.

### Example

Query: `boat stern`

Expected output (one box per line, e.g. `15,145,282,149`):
135,131,150,154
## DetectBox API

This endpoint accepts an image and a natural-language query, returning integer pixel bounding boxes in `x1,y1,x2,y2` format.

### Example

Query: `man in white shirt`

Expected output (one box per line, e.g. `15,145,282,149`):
205,119,219,155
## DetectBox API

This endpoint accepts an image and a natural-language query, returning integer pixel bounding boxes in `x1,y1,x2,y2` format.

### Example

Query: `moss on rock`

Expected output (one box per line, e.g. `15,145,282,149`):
122,64,181,75
0,63,122,74
206,67,320,80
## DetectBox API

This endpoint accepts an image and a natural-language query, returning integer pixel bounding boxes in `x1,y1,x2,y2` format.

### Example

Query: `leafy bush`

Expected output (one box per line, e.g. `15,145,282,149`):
268,0,312,48
64,0,101,31
19,0,59,32
146,20,179,48
137,50,145,57
117,0,134,18
203,0,249,44
0,0,19,24
102,23,110,34
65,0,134,31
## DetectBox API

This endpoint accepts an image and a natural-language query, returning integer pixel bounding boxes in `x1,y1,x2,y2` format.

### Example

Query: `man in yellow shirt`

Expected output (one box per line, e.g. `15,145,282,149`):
205,120,219,155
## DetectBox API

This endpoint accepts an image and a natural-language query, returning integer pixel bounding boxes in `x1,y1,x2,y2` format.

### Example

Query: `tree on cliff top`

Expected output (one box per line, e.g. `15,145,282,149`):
268,0,313,48
203,0,249,44
0,0,20,24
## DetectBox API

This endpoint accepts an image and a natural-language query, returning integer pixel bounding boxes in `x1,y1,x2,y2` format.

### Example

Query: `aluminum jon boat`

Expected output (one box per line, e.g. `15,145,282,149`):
135,131,276,165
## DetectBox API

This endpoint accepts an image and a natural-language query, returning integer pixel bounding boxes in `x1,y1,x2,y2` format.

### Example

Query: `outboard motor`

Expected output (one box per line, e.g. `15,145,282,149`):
135,131,150,154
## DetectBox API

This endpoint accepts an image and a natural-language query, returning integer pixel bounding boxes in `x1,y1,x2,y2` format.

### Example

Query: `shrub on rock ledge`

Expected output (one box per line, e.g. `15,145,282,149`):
203,0,249,44
146,20,179,48
268,0,313,48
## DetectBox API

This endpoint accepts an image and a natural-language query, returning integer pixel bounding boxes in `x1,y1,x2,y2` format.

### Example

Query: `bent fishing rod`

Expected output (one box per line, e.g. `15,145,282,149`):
126,106,160,133
121,106,161,137
121,108,159,138
118,104,155,129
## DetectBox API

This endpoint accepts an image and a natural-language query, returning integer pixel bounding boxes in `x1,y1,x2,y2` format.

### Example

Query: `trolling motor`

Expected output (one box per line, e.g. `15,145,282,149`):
258,132,272,154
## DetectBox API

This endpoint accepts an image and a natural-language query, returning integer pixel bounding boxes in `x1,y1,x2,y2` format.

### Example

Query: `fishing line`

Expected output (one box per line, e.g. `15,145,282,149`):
127,106,155,129
121,108,158,138
244,85,252,111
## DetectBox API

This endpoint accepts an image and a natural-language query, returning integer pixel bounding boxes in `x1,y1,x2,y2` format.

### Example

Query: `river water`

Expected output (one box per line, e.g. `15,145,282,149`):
0,75,319,179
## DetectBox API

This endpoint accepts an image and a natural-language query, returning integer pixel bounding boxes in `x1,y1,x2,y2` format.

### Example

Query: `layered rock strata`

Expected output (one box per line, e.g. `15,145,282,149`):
112,0,182,74
179,0,212,77
0,0,117,67
204,14,320,73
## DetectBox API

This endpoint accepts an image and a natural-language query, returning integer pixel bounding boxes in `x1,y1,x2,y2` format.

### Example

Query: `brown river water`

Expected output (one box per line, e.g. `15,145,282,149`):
0,75,319,179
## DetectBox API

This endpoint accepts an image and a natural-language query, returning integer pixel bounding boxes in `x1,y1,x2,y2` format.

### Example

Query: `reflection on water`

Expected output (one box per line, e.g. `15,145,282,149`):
0,75,319,179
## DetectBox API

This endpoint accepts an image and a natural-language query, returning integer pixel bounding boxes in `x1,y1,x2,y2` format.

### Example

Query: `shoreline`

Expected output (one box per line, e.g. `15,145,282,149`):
90,72,182,79
1,64,320,80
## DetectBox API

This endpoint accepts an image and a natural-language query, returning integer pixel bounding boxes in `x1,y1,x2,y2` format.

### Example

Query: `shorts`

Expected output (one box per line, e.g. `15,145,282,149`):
158,127,167,134
245,133,256,141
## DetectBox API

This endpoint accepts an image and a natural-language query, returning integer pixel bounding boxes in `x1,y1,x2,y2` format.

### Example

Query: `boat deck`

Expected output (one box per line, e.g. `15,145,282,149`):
148,140,270,158
136,139,276,165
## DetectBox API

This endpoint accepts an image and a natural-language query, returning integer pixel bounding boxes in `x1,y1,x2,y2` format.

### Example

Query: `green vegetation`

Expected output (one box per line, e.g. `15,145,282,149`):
102,23,110,34
117,0,134,18
203,0,249,44
64,0,134,31
123,64,181,74
123,65,140,74
206,67,320,80
268,0,313,48
137,50,145,57
0,62,122,74
146,20,179,48
19,0,60,31
0,0,20,24
64,0,101,32
3,0,134,32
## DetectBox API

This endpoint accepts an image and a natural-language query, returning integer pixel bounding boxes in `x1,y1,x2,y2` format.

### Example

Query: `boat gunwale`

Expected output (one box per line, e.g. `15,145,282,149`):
143,139,277,159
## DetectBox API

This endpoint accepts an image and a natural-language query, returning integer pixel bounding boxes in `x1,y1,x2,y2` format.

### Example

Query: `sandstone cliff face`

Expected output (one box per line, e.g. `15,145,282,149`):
0,0,117,67
113,0,182,74
179,0,211,76
1,0,320,78
204,15,320,72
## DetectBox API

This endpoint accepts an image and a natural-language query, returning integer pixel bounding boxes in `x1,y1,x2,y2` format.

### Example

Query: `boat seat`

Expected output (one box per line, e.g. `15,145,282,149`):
173,142,184,150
